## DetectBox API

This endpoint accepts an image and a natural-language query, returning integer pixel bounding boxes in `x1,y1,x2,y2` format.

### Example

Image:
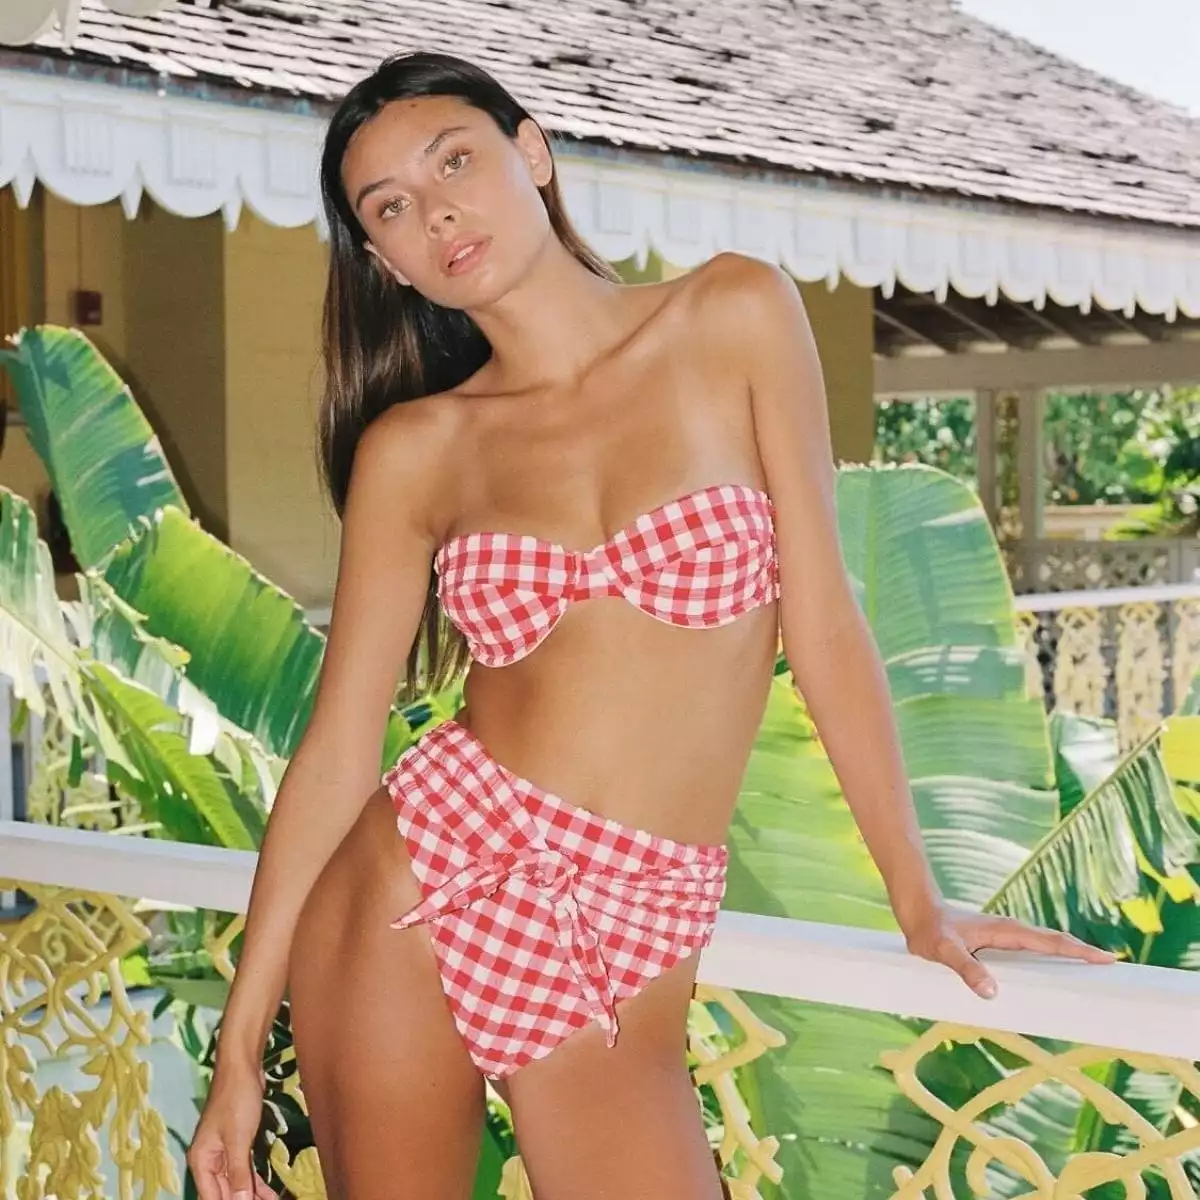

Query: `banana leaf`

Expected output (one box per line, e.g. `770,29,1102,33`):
986,730,1198,937
0,487,264,847
0,487,90,728
928,715,1200,1200
0,326,188,568
1180,673,1200,717
102,506,327,763
100,504,435,772
4,329,420,773
727,466,1059,1198
1052,711,1122,819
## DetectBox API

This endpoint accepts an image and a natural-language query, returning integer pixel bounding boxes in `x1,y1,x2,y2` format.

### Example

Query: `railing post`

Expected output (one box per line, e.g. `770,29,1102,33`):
1017,388,1045,542
975,388,998,530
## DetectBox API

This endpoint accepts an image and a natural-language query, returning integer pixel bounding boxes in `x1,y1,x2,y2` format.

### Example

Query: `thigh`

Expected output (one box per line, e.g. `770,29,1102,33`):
504,951,726,1200
287,786,486,1200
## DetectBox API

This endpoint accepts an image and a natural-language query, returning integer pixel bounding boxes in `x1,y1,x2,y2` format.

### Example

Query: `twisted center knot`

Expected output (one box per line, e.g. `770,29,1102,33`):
520,847,579,907
565,549,621,602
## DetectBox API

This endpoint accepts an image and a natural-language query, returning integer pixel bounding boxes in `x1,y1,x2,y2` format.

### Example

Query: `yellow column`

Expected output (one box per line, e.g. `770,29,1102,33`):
222,212,335,607
0,187,51,514
123,202,228,538
799,278,875,464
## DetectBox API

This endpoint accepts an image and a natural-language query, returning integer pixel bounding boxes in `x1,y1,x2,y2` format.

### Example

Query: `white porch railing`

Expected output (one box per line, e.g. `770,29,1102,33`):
3,821,1200,1200
4,820,1199,1059
1011,537,1200,594
1013,580,1200,747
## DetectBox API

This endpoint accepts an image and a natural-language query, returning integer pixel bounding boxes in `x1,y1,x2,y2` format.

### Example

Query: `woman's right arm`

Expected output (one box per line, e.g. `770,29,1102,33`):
187,402,453,1199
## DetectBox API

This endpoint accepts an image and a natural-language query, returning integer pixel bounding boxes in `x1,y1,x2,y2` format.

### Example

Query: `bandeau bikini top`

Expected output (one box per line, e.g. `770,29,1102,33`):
434,482,780,668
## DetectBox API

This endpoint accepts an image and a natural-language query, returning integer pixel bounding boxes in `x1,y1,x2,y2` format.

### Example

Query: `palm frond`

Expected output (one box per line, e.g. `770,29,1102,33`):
985,729,1198,929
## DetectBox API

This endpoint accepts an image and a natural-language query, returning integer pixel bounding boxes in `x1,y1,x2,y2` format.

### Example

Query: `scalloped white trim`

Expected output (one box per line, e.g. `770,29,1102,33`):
4,67,1199,317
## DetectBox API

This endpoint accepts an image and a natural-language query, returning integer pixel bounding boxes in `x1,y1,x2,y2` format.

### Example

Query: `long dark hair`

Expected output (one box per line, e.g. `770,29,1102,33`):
317,51,620,701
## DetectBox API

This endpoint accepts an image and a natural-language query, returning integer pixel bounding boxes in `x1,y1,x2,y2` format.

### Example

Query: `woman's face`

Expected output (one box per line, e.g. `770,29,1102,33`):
341,94,554,308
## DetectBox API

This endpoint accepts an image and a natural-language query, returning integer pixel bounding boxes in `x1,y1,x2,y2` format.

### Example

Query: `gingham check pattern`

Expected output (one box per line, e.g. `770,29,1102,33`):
434,483,780,668
382,720,729,1079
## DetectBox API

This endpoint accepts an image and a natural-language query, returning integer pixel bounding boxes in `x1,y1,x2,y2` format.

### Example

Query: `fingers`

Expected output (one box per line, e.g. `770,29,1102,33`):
186,1137,229,1200
187,1133,261,1200
971,919,1116,963
932,932,998,999
226,1150,255,1200
254,1175,280,1200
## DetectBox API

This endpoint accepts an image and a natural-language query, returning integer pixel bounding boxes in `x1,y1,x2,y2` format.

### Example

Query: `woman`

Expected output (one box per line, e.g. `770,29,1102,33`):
188,50,1111,1200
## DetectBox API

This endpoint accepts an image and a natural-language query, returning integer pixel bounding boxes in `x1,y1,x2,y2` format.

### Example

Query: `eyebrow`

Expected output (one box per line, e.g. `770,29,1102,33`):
353,125,470,212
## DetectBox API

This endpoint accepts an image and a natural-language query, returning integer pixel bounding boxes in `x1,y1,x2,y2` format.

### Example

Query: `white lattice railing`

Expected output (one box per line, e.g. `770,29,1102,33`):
4,821,1200,1200
1014,581,1200,747
1012,537,1200,594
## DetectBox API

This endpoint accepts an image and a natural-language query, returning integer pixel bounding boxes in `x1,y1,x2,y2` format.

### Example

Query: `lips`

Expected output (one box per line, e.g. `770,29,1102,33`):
442,236,491,275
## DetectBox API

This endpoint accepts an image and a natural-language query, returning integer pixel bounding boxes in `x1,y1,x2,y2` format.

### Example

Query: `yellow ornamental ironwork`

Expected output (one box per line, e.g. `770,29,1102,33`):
1015,611,1043,701
497,1154,535,1199
0,879,179,1200
1117,601,1169,749
1053,605,1107,722
269,1143,327,1200
690,985,786,1199
882,1022,1200,1200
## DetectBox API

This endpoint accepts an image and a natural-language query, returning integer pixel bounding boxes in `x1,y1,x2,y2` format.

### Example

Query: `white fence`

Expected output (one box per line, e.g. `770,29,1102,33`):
1012,537,1200,594
4,820,1199,1063
1013,580,1200,745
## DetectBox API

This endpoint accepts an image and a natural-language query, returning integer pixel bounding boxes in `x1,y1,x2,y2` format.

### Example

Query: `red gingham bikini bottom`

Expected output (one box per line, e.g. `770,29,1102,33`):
381,719,729,1080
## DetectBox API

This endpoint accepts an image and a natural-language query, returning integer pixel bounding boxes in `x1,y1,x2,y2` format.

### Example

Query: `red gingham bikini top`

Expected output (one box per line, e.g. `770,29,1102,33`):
434,482,780,668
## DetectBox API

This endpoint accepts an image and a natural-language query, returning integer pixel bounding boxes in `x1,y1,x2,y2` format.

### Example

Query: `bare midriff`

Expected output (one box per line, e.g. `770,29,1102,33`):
453,596,779,848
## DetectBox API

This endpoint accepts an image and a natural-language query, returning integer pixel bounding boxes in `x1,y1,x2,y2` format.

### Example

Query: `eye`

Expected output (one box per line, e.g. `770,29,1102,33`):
379,196,408,219
443,149,470,173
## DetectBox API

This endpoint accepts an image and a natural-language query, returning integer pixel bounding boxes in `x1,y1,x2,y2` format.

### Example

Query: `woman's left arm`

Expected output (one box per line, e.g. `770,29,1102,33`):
722,255,1113,996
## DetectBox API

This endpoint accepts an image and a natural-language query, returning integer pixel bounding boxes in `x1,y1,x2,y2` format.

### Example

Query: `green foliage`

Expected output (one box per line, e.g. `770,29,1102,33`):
729,468,1200,1199
987,723,1198,949
930,712,1200,1199
728,465,1059,1197
1042,390,1152,505
874,385,1200,533
0,487,270,848
872,395,976,485
8,328,1200,1200
0,326,188,567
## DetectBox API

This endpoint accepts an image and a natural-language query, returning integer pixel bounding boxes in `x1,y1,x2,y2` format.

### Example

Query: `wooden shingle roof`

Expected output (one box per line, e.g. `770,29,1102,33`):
24,0,1200,229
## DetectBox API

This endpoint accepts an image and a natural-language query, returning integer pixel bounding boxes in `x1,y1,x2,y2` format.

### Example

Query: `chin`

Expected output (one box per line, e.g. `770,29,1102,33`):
446,264,526,311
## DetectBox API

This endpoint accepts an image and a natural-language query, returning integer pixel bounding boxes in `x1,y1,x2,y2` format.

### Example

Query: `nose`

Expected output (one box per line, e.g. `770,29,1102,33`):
424,197,458,236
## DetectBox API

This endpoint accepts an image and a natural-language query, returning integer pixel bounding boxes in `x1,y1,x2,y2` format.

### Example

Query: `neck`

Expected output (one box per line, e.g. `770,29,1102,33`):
464,236,630,393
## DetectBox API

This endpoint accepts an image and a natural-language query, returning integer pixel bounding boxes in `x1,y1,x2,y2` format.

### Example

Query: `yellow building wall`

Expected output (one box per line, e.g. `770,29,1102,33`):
123,204,228,538
2,190,231,550
1,187,49,514
799,278,875,464
42,193,129,371
222,212,337,608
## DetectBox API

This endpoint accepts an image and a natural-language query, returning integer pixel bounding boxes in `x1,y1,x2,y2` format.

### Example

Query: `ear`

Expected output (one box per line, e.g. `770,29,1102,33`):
365,243,411,287
514,117,554,189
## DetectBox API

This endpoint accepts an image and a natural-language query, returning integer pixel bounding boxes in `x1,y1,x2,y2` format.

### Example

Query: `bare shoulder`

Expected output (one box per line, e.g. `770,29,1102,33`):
672,252,811,377
350,391,466,539
687,252,803,326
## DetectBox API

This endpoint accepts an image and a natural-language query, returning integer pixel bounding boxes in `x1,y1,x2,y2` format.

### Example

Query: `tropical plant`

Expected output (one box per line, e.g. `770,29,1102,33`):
6,327,1200,1200
723,467,1200,1199
873,395,977,486
875,385,1200,529
0,326,468,1194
